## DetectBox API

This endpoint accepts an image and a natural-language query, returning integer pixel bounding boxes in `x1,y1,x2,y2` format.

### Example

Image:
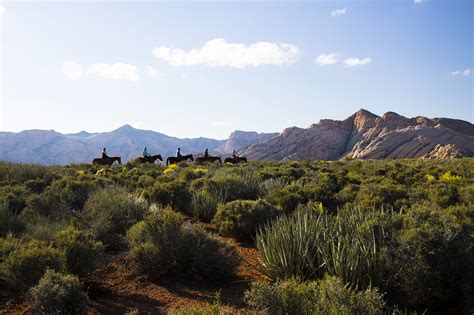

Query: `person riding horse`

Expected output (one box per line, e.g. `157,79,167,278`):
143,147,151,158
232,149,238,159
102,148,109,159
177,147,182,158
204,148,209,158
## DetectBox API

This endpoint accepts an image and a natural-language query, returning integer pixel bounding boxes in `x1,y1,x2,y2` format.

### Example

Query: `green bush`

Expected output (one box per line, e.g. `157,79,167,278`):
82,186,147,250
149,180,191,213
127,208,239,280
29,269,88,313
0,240,63,292
55,226,104,276
205,170,260,202
213,199,279,241
245,276,385,315
0,199,24,235
255,206,388,288
387,205,474,308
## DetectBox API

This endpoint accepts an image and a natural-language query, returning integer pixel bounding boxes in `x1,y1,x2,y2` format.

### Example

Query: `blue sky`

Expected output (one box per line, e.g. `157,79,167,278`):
0,0,472,139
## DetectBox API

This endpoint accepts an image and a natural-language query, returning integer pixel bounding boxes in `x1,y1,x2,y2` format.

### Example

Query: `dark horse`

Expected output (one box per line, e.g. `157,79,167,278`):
92,156,122,165
224,156,248,164
166,154,194,165
195,156,222,164
138,154,163,164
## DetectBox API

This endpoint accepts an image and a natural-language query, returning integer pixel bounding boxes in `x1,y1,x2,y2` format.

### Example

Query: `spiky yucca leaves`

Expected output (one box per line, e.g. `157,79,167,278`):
255,205,388,288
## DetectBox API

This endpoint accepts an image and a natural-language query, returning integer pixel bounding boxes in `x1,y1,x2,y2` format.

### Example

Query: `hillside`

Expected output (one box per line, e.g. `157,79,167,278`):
0,125,269,165
240,109,474,160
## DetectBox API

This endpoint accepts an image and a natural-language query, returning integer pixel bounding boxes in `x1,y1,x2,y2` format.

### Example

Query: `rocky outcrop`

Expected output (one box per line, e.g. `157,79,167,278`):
241,109,474,160
216,130,278,154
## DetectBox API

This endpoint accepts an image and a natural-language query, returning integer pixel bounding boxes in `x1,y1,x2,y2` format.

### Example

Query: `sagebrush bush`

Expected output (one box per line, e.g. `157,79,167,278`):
0,240,63,292
82,186,147,250
205,170,260,202
213,199,279,241
245,276,385,315
149,180,191,213
29,269,88,313
128,208,239,280
255,205,387,288
387,204,474,308
55,226,104,276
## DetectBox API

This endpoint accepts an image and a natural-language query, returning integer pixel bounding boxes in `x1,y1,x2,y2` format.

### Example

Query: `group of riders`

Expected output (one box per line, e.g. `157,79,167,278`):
99,147,241,164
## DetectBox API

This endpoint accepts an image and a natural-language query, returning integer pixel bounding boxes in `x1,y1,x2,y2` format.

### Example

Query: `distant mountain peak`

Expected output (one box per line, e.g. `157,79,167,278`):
115,124,136,131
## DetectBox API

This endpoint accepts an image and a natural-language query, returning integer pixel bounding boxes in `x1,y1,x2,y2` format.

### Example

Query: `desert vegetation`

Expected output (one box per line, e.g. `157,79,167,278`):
0,158,472,313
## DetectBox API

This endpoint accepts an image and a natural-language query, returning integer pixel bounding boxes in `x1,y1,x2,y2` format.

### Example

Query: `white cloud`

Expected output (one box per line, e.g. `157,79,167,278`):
331,8,347,16
451,68,472,76
414,0,426,3
315,53,339,65
152,38,300,69
87,63,140,81
145,66,158,78
62,61,83,80
344,57,372,67
62,62,140,81
211,121,233,127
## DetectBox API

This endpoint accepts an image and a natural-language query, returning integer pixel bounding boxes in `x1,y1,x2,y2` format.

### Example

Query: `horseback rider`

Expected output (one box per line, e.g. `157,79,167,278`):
102,148,109,159
143,147,151,158
176,147,182,158
204,148,209,158
232,149,238,160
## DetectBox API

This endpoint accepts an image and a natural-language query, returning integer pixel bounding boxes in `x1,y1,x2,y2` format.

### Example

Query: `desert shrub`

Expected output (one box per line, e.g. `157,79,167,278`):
255,205,388,288
205,171,260,202
265,186,306,213
259,177,288,196
29,269,88,313
82,186,147,250
428,183,460,208
24,216,68,241
191,190,226,222
245,276,385,315
127,208,239,280
0,199,24,235
0,240,63,292
213,199,279,241
387,205,474,308
149,180,191,213
55,226,104,276
0,235,21,262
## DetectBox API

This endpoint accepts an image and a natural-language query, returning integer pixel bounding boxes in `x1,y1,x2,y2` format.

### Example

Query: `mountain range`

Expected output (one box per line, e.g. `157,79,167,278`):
0,109,472,165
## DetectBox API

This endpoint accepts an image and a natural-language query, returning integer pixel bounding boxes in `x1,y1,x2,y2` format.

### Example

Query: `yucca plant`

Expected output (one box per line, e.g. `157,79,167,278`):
255,204,388,288
191,189,227,222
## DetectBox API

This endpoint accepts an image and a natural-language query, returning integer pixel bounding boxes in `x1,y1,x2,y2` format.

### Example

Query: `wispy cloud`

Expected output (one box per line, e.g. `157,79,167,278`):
344,57,372,67
211,121,233,127
62,62,140,81
62,61,83,80
315,53,339,65
145,66,159,78
451,68,472,76
414,0,426,4
331,8,347,17
152,38,300,69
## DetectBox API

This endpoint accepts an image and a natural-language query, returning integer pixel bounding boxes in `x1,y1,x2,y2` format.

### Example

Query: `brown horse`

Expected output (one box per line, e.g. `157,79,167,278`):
92,156,122,165
195,156,222,164
224,156,248,164
166,154,194,165
138,154,163,164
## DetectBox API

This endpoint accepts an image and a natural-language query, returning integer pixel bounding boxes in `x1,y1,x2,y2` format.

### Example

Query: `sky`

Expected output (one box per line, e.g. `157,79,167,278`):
0,0,472,139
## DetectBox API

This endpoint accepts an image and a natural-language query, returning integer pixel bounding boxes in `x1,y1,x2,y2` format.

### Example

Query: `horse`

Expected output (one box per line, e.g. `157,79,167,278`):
138,154,163,164
224,156,248,164
195,156,222,164
92,156,122,166
166,154,194,165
